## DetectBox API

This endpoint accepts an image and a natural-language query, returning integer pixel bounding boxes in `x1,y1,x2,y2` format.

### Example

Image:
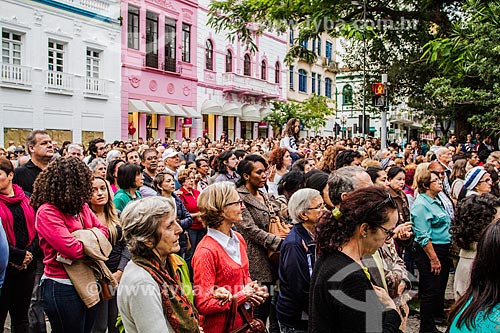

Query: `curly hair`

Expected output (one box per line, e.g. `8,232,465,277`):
268,148,288,170
452,193,500,250
315,186,396,257
178,168,194,185
31,157,93,215
318,145,344,173
282,118,299,138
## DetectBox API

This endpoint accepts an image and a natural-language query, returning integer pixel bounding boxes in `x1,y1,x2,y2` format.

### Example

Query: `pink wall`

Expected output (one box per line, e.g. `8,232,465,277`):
121,0,198,141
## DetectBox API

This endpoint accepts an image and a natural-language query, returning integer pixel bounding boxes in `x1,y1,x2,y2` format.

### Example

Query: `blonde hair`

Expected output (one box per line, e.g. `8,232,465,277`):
197,182,236,229
90,177,120,245
412,162,430,190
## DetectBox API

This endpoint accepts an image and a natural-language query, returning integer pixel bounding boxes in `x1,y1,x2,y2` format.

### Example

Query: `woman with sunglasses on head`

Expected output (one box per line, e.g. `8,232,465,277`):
192,182,268,333
309,186,401,332
411,169,452,333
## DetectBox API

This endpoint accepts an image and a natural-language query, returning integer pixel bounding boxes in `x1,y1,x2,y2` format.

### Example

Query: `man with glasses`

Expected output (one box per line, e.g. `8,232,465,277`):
179,141,196,164
83,138,106,165
140,148,159,197
435,147,453,195
428,161,455,220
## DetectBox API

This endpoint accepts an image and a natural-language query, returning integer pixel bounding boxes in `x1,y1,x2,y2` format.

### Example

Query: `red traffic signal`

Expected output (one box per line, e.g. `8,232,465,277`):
372,83,385,96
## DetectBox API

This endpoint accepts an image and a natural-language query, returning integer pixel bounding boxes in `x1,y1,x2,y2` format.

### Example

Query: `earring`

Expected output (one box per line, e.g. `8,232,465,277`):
362,234,367,238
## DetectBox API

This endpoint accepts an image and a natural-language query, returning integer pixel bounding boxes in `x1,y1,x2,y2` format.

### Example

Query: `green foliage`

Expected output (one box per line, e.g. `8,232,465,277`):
264,96,335,135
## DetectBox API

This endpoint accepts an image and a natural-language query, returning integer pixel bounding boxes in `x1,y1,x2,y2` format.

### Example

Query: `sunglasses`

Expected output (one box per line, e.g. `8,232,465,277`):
368,193,397,214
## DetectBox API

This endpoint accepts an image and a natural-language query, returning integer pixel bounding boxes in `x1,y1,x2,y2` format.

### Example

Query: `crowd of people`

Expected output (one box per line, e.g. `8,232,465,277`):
0,121,499,333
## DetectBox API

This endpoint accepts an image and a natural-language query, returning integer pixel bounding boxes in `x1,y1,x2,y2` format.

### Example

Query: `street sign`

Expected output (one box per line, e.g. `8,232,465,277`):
372,95,386,107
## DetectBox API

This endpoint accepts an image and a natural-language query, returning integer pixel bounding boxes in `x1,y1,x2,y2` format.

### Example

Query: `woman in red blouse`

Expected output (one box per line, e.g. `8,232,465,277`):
193,182,268,333
178,169,205,271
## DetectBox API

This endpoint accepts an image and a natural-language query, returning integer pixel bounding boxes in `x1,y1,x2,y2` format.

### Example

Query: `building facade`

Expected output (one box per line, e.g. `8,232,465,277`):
287,30,336,137
0,0,121,147
196,0,287,142
121,0,200,142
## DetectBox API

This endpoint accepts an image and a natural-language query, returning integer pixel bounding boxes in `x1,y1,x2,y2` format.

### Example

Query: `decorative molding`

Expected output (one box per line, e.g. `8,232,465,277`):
182,8,193,23
149,80,158,91
83,37,106,49
147,0,177,13
167,83,175,94
73,22,83,36
182,85,190,96
0,16,31,31
108,31,118,42
45,27,73,41
128,76,141,88
33,10,43,26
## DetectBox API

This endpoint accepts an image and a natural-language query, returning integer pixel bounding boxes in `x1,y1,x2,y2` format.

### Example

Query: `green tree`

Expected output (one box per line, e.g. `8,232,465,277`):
299,94,335,133
264,100,300,135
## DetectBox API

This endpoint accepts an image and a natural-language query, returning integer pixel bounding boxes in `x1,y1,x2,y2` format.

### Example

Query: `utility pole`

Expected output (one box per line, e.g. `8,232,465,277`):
381,74,388,148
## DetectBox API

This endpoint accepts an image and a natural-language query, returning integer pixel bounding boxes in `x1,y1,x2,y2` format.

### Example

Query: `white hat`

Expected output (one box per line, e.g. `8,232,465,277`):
463,166,487,190
162,148,180,160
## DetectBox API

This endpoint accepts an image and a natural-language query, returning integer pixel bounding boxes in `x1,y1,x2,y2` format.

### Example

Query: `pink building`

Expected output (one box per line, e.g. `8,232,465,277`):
121,0,200,142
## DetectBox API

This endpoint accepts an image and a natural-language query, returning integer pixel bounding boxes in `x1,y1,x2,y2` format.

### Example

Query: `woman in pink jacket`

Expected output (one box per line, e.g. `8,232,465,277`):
31,157,108,333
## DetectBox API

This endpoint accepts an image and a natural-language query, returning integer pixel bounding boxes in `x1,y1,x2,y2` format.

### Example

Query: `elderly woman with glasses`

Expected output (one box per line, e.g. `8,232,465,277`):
309,186,401,332
411,169,452,333
118,197,200,333
460,166,493,199
192,182,268,333
276,188,325,332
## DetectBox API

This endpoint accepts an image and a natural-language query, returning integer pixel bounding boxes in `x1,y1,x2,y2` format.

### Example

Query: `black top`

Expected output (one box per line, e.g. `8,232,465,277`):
7,203,38,269
105,226,131,273
308,251,401,333
13,160,42,195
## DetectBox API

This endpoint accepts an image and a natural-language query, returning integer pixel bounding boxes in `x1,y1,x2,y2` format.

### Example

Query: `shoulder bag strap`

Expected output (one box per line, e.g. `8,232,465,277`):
223,295,238,333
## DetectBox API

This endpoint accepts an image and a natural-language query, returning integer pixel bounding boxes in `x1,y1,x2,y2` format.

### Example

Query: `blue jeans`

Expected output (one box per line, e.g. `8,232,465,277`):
41,279,98,333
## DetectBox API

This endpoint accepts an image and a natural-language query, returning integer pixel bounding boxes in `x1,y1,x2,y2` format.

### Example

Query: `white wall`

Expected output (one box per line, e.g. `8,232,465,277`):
0,0,121,146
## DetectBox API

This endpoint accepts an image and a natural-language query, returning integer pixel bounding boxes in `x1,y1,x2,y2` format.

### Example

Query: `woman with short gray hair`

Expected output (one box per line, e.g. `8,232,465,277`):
89,157,107,179
276,188,325,332
117,196,200,333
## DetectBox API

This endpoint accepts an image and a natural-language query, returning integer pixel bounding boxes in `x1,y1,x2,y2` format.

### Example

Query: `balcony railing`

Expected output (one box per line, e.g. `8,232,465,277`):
59,0,111,16
1,63,32,87
45,70,74,92
222,72,280,98
84,77,107,96
146,53,159,68
163,57,177,72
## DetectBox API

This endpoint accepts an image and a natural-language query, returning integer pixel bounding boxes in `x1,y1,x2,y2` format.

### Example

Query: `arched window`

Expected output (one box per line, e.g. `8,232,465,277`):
261,61,267,80
205,40,213,70
244,54,251,76
343,84,353,105
275,62,280,83
298,69,307,92
325,78,332,98
225,50,232,72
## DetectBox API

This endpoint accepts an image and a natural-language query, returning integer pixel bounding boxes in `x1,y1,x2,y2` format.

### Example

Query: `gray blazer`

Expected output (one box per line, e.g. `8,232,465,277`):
235,185,282,283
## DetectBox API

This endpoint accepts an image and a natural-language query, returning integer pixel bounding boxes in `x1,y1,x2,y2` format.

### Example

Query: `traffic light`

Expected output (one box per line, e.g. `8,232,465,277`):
372,83,385,96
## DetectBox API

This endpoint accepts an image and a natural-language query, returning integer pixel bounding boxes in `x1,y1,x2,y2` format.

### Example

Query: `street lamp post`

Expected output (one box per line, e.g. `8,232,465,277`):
352,0,367,138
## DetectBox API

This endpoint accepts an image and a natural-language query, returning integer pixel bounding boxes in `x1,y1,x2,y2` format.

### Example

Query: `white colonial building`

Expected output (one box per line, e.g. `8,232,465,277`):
196,0,288,141
0,0,121,147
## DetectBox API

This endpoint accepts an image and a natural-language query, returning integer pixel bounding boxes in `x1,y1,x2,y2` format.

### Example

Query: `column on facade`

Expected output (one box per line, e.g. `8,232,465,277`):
158,116,166,142
176,117,183,141
139,113,147,141
193,118,203,139
235,117,241,139
216,115,223,141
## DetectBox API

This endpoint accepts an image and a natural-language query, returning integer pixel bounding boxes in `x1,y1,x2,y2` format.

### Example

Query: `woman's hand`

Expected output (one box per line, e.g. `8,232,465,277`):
397,281,406,296
373,285,397,310
243,281,269,307
267,165,277,182
213,287,232,306
112,270,123,284
430,257,441,275
393,222,412,240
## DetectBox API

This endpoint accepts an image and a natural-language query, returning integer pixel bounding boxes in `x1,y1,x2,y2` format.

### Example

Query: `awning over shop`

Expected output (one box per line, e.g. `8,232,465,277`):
222,102,242,117
146,101,172,115
201,100,223,115
182,106,202,119
165,103,188,117
240,104,261,122
128,99,151,114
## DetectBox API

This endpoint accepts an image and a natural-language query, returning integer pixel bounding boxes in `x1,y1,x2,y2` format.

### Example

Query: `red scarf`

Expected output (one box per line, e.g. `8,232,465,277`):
0,184,36,247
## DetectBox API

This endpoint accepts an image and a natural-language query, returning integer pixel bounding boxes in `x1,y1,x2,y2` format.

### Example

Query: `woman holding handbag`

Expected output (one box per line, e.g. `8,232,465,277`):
193,182,268,333
235,155,287,329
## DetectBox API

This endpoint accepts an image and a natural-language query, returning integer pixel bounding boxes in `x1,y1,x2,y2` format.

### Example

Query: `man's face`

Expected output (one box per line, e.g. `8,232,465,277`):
181,143,189,154
142,152,158,173
469,153,480,166
225,154,238,171
450,136,456,143
95,142,106,158
30,134,54,161
166,155,180,170
438,150,453,165
197,160,209,176
467,134,472,141
189,145,196,153
132,141,139,150
67,148,84,160
125,143,133,152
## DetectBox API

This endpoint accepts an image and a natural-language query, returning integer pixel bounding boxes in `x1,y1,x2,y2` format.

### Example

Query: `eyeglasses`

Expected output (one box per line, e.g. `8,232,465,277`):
225,200,244,207
306,203,325,210
478,178,493,184
430,178,443,184
376,225,395,241
431,171,445,176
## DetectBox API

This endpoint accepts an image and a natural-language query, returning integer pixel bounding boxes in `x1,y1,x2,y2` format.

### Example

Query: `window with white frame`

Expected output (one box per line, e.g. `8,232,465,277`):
48,40,64,72
325,77,332,98
311,72,316,94
2,30,22,65
127,6,139,50
243,54,251,76
225,50,232,72
205,40,213,70
145,12,158,68
274,61,280,84
86,49,100,78
261,60,266,80
164,18,176,72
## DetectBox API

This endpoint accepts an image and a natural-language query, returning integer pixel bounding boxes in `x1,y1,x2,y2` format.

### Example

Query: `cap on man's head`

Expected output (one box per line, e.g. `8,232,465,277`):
162,148,180,160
